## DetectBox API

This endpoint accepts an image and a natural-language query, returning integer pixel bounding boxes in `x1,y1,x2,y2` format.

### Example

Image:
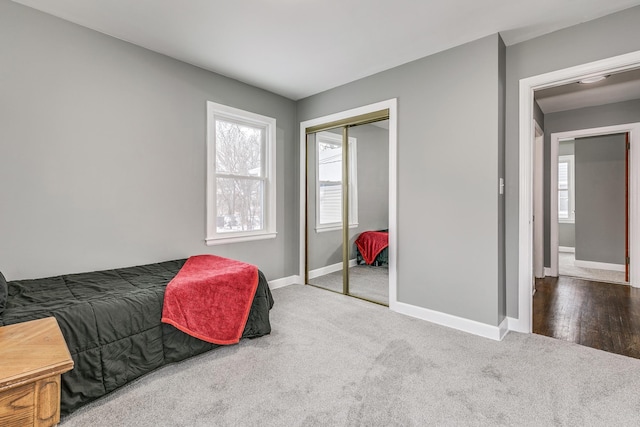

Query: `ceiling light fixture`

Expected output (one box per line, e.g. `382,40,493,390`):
578,75,609,84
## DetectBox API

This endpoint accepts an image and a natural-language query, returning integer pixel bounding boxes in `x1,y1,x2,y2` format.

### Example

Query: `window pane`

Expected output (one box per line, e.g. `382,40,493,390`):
318,141,342,182
558,162,568,190
215,119,262,176
558,190,569,219
318,140,342,224
316,134,357,227
216,177,264,233
319,183,342,224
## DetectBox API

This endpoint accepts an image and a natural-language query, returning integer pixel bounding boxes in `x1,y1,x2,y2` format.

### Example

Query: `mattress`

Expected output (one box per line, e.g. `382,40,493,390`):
0,259,274,415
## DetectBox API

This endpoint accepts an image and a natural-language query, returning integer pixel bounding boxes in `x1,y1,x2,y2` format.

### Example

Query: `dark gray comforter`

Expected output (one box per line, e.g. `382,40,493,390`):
0,259,274,415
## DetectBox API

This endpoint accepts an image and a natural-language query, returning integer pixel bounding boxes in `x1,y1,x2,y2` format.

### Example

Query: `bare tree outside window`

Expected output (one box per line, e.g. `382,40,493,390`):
215,120,265,233
206,101,275,245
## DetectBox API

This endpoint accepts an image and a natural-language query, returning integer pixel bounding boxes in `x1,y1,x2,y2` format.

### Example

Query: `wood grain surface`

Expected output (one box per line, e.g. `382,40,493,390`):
0,317,73,426
534,276,640,359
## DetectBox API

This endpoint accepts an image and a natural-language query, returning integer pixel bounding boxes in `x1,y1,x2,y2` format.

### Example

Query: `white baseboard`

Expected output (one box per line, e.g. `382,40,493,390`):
574,259,625,272
308,259,358,280
544,267,552,277
269,275,302,290
559,246,575,253
391,301,508,341
507,316,529,333
498,318,510,340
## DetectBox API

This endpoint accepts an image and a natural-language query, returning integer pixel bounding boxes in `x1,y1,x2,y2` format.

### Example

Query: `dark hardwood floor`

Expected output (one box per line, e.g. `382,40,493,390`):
533,275,640,359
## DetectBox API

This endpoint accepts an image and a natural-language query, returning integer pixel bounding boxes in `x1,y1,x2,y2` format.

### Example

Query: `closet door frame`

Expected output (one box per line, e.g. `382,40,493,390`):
299,99,398,308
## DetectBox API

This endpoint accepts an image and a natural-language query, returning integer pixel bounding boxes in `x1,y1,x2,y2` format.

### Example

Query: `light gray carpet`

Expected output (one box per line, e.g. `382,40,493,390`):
559,252,626,284
309,265,389,304
61,285,640,426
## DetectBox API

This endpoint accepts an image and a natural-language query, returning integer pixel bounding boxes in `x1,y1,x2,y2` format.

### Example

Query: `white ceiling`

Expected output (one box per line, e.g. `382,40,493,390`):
13,0,640,100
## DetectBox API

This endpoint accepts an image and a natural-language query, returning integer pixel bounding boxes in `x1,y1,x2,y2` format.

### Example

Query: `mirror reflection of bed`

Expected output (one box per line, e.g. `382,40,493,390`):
306,119,390,305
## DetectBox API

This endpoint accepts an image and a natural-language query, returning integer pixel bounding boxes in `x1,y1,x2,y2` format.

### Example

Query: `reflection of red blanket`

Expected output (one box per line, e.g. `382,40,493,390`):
161,255,259,345
355,231,389,265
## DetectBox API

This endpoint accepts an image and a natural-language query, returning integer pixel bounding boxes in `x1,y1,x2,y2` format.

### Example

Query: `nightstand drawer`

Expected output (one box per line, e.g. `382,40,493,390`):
0,382,35,426
0,318,73,427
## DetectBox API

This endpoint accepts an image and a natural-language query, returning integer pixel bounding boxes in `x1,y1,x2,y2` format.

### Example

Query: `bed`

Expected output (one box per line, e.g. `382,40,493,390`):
355,230,389,266
0,258,273,416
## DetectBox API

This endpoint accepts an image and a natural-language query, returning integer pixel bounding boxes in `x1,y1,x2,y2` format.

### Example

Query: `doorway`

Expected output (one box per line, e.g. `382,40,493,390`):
549,128,632,285
299,99,398,307
533,123,636,356
517,51,640,334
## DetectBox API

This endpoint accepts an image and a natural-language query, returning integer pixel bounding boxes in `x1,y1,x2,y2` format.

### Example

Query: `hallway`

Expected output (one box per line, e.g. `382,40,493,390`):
558,252,626,284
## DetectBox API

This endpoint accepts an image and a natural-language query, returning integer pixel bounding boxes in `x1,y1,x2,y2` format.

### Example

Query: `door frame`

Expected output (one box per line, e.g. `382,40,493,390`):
549,124,639,278
299,99,398,308
516,50,640,333
533,120,544,281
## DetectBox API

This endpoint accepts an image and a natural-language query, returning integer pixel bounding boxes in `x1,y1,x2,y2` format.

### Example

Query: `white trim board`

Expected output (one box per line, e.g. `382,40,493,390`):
308,259,358,280
507,316,528,333
269,275,302,290
533,120,545,280
573,260,625,272
394,301,510,341
559,246,575,253
517,50,640,333
549,124,639,278
299,98,398,308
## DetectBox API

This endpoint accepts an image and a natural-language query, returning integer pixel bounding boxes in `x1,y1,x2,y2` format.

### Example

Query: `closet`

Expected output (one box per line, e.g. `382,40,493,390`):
305,110,390,305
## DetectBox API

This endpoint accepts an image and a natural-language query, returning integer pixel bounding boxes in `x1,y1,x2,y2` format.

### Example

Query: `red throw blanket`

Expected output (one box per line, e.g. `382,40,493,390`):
161,255,259,345
355,231,389,265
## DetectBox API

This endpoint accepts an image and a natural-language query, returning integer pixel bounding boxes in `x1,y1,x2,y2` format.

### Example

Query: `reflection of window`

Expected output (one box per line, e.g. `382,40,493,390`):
206,101,276,245
316,131,358,232
558,154,575,223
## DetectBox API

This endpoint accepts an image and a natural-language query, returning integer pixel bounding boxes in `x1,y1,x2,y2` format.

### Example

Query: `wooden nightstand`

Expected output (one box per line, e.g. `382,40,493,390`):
0,317,74,427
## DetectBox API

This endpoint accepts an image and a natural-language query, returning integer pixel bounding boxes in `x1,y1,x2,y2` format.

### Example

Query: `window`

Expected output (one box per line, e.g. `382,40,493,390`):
558,154,575,223
206,102,276,245
315,131,358,232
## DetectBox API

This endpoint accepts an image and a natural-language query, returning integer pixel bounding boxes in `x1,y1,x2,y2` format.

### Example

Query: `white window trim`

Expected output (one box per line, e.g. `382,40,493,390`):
206,101,276,245
558,154,575,224
314,131,358,232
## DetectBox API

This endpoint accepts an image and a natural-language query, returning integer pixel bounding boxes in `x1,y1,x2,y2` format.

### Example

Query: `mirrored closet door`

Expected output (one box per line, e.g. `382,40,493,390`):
305,112,390,305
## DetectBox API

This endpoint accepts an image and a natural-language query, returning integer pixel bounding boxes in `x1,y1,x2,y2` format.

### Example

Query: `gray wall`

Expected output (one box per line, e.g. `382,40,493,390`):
558,140,575,248
559,225,576,249
533,101,545,129
307,124,389,271
505,6,640,318
558,140,574,156
5,0,640,327
575,134,626,264
542,99,640,265
0,1,298,281
299,34,505,326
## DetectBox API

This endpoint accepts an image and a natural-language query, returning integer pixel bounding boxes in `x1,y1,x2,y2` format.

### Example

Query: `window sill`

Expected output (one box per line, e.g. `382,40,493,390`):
206,232,277,246
315,223,359,233
558,219,575,224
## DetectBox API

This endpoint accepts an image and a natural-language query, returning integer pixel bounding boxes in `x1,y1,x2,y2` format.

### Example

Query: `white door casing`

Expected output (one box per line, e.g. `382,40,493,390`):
299,99,398,308
533,121,544,282
516,50,640,334
549,124,640,279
